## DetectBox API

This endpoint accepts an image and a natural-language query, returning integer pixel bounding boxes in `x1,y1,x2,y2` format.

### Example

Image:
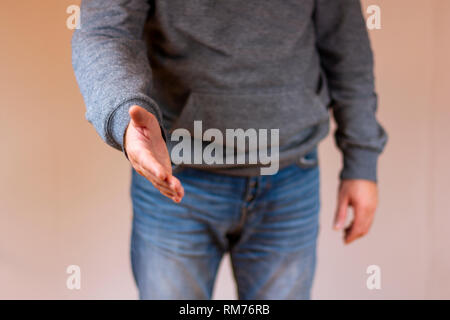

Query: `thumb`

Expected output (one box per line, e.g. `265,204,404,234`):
334,193,349,230
129,105,152,128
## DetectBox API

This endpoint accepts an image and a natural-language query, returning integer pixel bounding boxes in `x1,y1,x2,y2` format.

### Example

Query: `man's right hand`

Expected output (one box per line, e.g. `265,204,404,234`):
124,105,184,203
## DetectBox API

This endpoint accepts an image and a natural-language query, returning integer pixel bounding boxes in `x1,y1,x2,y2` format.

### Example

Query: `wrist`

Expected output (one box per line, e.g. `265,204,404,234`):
108,98,165,156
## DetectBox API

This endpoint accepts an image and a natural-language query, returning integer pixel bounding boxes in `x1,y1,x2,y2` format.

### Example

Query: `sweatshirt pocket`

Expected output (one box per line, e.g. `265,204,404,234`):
169,83,329,148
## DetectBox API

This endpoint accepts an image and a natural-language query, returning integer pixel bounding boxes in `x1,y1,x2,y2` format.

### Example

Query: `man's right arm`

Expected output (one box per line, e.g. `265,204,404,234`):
72,0,183,202
72,0,165,152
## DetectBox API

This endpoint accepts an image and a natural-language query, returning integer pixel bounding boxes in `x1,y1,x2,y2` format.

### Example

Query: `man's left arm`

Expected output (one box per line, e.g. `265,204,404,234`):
314,0,388,244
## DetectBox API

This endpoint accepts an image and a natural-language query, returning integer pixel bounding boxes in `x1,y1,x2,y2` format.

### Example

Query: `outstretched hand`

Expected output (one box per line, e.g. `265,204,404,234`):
124,105,184,203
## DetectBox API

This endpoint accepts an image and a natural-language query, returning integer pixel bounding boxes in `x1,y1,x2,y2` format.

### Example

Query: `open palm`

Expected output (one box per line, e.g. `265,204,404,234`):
124,105,184,202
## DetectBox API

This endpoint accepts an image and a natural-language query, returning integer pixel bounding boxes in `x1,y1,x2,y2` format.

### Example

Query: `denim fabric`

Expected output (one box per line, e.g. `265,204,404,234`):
130,150,320,300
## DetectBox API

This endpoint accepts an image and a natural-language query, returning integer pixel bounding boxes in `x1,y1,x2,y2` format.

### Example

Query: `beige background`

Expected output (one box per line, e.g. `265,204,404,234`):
0,0,449,299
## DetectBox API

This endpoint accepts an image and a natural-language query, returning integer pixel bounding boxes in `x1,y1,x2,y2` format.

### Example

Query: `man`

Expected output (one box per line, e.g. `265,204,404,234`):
72,0,387,299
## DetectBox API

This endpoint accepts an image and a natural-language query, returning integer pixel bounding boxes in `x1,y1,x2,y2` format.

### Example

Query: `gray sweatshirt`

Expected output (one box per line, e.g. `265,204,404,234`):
72,0,387,181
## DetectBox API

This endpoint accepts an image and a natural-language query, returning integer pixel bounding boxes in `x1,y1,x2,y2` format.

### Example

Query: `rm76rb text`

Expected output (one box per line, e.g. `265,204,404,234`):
223,304,269,315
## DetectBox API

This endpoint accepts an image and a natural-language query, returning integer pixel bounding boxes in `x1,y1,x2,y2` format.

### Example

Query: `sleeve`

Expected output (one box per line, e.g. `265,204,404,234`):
313,0,388,182
71,0,166,154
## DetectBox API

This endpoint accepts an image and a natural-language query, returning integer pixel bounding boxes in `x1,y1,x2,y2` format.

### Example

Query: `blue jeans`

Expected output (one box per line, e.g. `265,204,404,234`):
130,150,320,300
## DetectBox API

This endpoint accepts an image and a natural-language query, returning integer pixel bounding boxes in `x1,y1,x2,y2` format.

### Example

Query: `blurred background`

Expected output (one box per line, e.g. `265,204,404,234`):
0,0,449,299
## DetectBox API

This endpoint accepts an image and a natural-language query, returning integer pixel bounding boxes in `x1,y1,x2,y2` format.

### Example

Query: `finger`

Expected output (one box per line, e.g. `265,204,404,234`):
159,189,180,203
151,180,178,197
344,206,369,244
157,182,182,203
137,171,179,202
133,160,171,187
344,225,365,244
157,176,183,202
144,170,172,190
344,224,357,244
168,175,184,198
135,165,175,196
129,105,152,128
153,179,183,199
334,195,349,230
133,163,180,199
135,150,169,182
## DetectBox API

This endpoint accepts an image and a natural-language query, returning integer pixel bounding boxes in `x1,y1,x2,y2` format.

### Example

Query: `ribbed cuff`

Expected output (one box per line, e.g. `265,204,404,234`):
107,98,166,158
340,147,379,182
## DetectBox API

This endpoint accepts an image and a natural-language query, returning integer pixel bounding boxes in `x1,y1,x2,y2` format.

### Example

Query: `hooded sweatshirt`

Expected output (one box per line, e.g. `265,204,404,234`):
72,0,387,181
